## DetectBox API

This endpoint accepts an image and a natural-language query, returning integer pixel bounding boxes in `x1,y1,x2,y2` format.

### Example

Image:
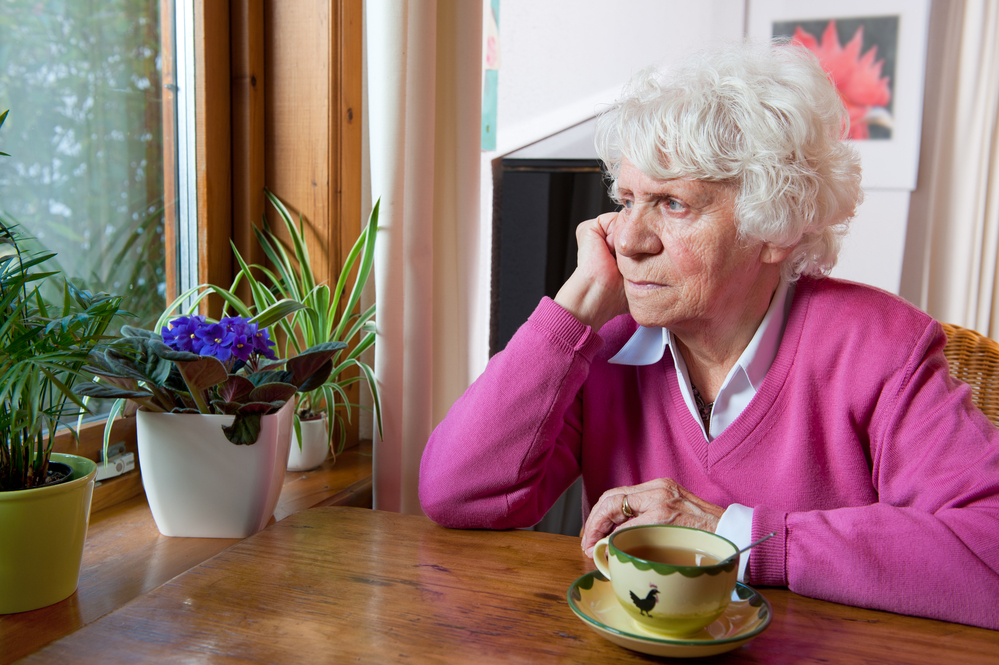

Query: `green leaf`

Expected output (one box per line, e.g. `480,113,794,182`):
155,286,214,331
219,375,255,402
221,414,263,445
247,382,297,404
205,284,254,318
143,349,177,386
75,383,156,401
253,299,306,328
173,356,228,391
236,401,285,415
229,241,275,313
247,369,293,386
303,341,349,354
92,349,150,384
355,359,383,439
173,357,228,413
121,325,161,340
287,344,341,389
146,339,200,362
333,412,347,456
344,329,376,361
253,225,302,303
295,359,333,393
333,199,379,341
343,303,377,345
209,400,242,415
101,399,127,468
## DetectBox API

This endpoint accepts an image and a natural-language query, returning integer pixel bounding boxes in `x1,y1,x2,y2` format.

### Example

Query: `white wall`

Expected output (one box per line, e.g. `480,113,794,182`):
493,0,746,156
831,191,910,292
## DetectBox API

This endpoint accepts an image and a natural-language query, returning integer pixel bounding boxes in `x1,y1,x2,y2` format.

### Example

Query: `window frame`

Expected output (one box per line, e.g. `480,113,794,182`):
53,0,364,487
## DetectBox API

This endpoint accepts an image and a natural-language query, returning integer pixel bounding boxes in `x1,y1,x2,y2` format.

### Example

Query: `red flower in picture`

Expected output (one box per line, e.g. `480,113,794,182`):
792,20,892,140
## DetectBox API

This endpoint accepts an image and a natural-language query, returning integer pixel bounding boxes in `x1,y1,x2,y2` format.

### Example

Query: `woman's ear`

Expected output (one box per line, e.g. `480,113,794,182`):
760,243,794,265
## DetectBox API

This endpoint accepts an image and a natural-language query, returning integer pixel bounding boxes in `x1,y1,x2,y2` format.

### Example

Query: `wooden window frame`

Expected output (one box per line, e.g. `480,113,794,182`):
53,0,364,506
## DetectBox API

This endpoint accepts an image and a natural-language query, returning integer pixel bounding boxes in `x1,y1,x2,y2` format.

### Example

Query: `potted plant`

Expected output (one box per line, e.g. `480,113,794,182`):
0,110,125,613
223,191,380,471
76,311,342,538
260,192,380,470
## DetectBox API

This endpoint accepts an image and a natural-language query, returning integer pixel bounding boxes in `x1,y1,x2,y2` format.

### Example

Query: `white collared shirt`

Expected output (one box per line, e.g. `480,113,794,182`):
606,280,794,580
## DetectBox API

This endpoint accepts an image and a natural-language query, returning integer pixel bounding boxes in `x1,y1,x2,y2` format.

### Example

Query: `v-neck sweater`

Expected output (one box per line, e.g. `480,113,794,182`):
419,276,999,629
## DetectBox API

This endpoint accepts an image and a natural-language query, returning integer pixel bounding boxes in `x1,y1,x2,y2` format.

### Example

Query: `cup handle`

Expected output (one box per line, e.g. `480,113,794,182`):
593,536,613,580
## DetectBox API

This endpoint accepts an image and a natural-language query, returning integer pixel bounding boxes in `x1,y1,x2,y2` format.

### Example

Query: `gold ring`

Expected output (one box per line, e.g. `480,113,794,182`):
622,494,635,518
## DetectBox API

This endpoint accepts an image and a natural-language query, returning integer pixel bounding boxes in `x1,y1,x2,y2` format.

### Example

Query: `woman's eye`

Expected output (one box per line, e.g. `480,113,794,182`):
621,199,633,210
665,198,684,212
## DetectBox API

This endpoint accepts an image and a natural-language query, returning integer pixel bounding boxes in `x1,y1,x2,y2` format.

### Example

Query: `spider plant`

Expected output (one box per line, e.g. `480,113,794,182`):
235,192,381,456
154,192,381,458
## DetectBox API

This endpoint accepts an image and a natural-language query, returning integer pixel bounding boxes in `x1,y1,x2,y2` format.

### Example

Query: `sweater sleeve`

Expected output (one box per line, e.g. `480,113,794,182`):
419,298,604,529
748,322,999,630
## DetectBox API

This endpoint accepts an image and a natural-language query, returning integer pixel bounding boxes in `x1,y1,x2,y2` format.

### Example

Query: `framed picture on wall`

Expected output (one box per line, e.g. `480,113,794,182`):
747,0,931,190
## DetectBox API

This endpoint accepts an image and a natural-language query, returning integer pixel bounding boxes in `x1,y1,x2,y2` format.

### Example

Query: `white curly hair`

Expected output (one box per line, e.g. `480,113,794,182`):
595,40,863,281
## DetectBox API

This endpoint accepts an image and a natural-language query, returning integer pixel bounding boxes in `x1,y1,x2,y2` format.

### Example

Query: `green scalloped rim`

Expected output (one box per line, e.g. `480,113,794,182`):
609,544,737,577
576,570,609,591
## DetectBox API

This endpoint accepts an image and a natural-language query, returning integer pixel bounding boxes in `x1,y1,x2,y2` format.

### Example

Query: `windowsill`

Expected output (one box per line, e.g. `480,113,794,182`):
0,442,373,665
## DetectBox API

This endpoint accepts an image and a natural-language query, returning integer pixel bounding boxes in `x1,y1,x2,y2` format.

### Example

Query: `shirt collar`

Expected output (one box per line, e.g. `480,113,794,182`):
606,325,669,366
736,278,791,391
608,280,793,441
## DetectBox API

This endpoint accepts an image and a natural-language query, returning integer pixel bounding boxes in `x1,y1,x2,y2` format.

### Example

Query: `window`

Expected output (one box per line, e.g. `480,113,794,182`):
1,0,365,464
0,0,173,330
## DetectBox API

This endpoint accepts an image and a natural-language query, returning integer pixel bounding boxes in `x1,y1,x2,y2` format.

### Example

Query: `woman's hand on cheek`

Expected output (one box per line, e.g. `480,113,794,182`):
554,212,629,331
580,478,726,558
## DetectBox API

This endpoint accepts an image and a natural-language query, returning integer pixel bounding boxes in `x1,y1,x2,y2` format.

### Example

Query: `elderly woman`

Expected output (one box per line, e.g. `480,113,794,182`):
418,41,999,630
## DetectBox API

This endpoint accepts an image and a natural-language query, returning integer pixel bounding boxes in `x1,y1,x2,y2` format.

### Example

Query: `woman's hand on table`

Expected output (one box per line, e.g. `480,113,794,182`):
580,478,726,558
554,212,629,331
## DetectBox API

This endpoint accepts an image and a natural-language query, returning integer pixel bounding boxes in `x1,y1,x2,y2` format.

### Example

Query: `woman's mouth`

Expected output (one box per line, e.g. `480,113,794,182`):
625,280,665,291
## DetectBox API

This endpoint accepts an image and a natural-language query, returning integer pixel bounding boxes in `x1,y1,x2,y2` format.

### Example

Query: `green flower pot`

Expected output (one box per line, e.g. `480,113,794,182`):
0,453,97,614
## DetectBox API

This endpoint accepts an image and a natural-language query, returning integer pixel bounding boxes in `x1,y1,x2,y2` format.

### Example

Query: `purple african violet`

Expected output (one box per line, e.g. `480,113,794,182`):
162,315,276,365
161,314,208,353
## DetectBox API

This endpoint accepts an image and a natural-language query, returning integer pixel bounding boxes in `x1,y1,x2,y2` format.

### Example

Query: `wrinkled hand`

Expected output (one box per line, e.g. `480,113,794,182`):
554,212,629,331
580,478,725,558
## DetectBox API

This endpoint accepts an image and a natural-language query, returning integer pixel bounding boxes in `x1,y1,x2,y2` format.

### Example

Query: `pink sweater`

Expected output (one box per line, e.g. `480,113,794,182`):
419,277,999,629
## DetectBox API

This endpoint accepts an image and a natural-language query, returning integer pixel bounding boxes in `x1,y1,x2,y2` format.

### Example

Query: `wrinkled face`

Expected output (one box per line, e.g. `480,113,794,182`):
612,159,773,333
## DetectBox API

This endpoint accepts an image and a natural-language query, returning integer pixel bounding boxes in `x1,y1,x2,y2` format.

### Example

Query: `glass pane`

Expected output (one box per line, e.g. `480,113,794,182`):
0,0,172,331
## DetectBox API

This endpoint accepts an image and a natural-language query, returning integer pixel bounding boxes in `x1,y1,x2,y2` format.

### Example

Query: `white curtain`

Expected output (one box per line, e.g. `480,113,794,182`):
904,0,999,335
366,0,483,514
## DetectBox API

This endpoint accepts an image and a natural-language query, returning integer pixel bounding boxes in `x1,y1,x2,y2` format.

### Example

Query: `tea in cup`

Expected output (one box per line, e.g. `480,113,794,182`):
592,524,738,637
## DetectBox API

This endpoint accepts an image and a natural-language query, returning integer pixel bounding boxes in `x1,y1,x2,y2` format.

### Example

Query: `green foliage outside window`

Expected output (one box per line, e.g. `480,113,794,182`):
0,0,168,331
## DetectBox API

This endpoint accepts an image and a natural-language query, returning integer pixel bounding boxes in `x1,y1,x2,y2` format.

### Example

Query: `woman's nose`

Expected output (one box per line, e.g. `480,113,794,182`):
614,204,664,257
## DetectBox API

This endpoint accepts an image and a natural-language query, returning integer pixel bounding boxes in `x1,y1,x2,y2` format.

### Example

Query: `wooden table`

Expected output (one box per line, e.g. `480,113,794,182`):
0,445,372,664
12,507,998,664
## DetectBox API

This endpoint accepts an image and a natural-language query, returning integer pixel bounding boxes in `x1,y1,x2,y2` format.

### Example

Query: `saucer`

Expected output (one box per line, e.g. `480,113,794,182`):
566,573,772,658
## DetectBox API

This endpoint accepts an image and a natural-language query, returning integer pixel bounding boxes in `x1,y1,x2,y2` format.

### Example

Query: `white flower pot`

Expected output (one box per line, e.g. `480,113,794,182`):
136,400,294,538
287,415,330,472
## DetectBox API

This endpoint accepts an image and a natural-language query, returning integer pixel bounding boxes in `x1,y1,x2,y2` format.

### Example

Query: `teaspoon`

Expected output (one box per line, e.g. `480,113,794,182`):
717,531,776,566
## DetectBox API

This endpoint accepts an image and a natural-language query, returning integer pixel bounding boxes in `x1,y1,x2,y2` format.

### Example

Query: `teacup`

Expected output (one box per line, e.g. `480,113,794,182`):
593,524,739,637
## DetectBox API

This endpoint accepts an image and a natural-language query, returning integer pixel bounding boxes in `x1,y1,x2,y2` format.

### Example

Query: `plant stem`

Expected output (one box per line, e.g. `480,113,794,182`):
179,374,211,414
